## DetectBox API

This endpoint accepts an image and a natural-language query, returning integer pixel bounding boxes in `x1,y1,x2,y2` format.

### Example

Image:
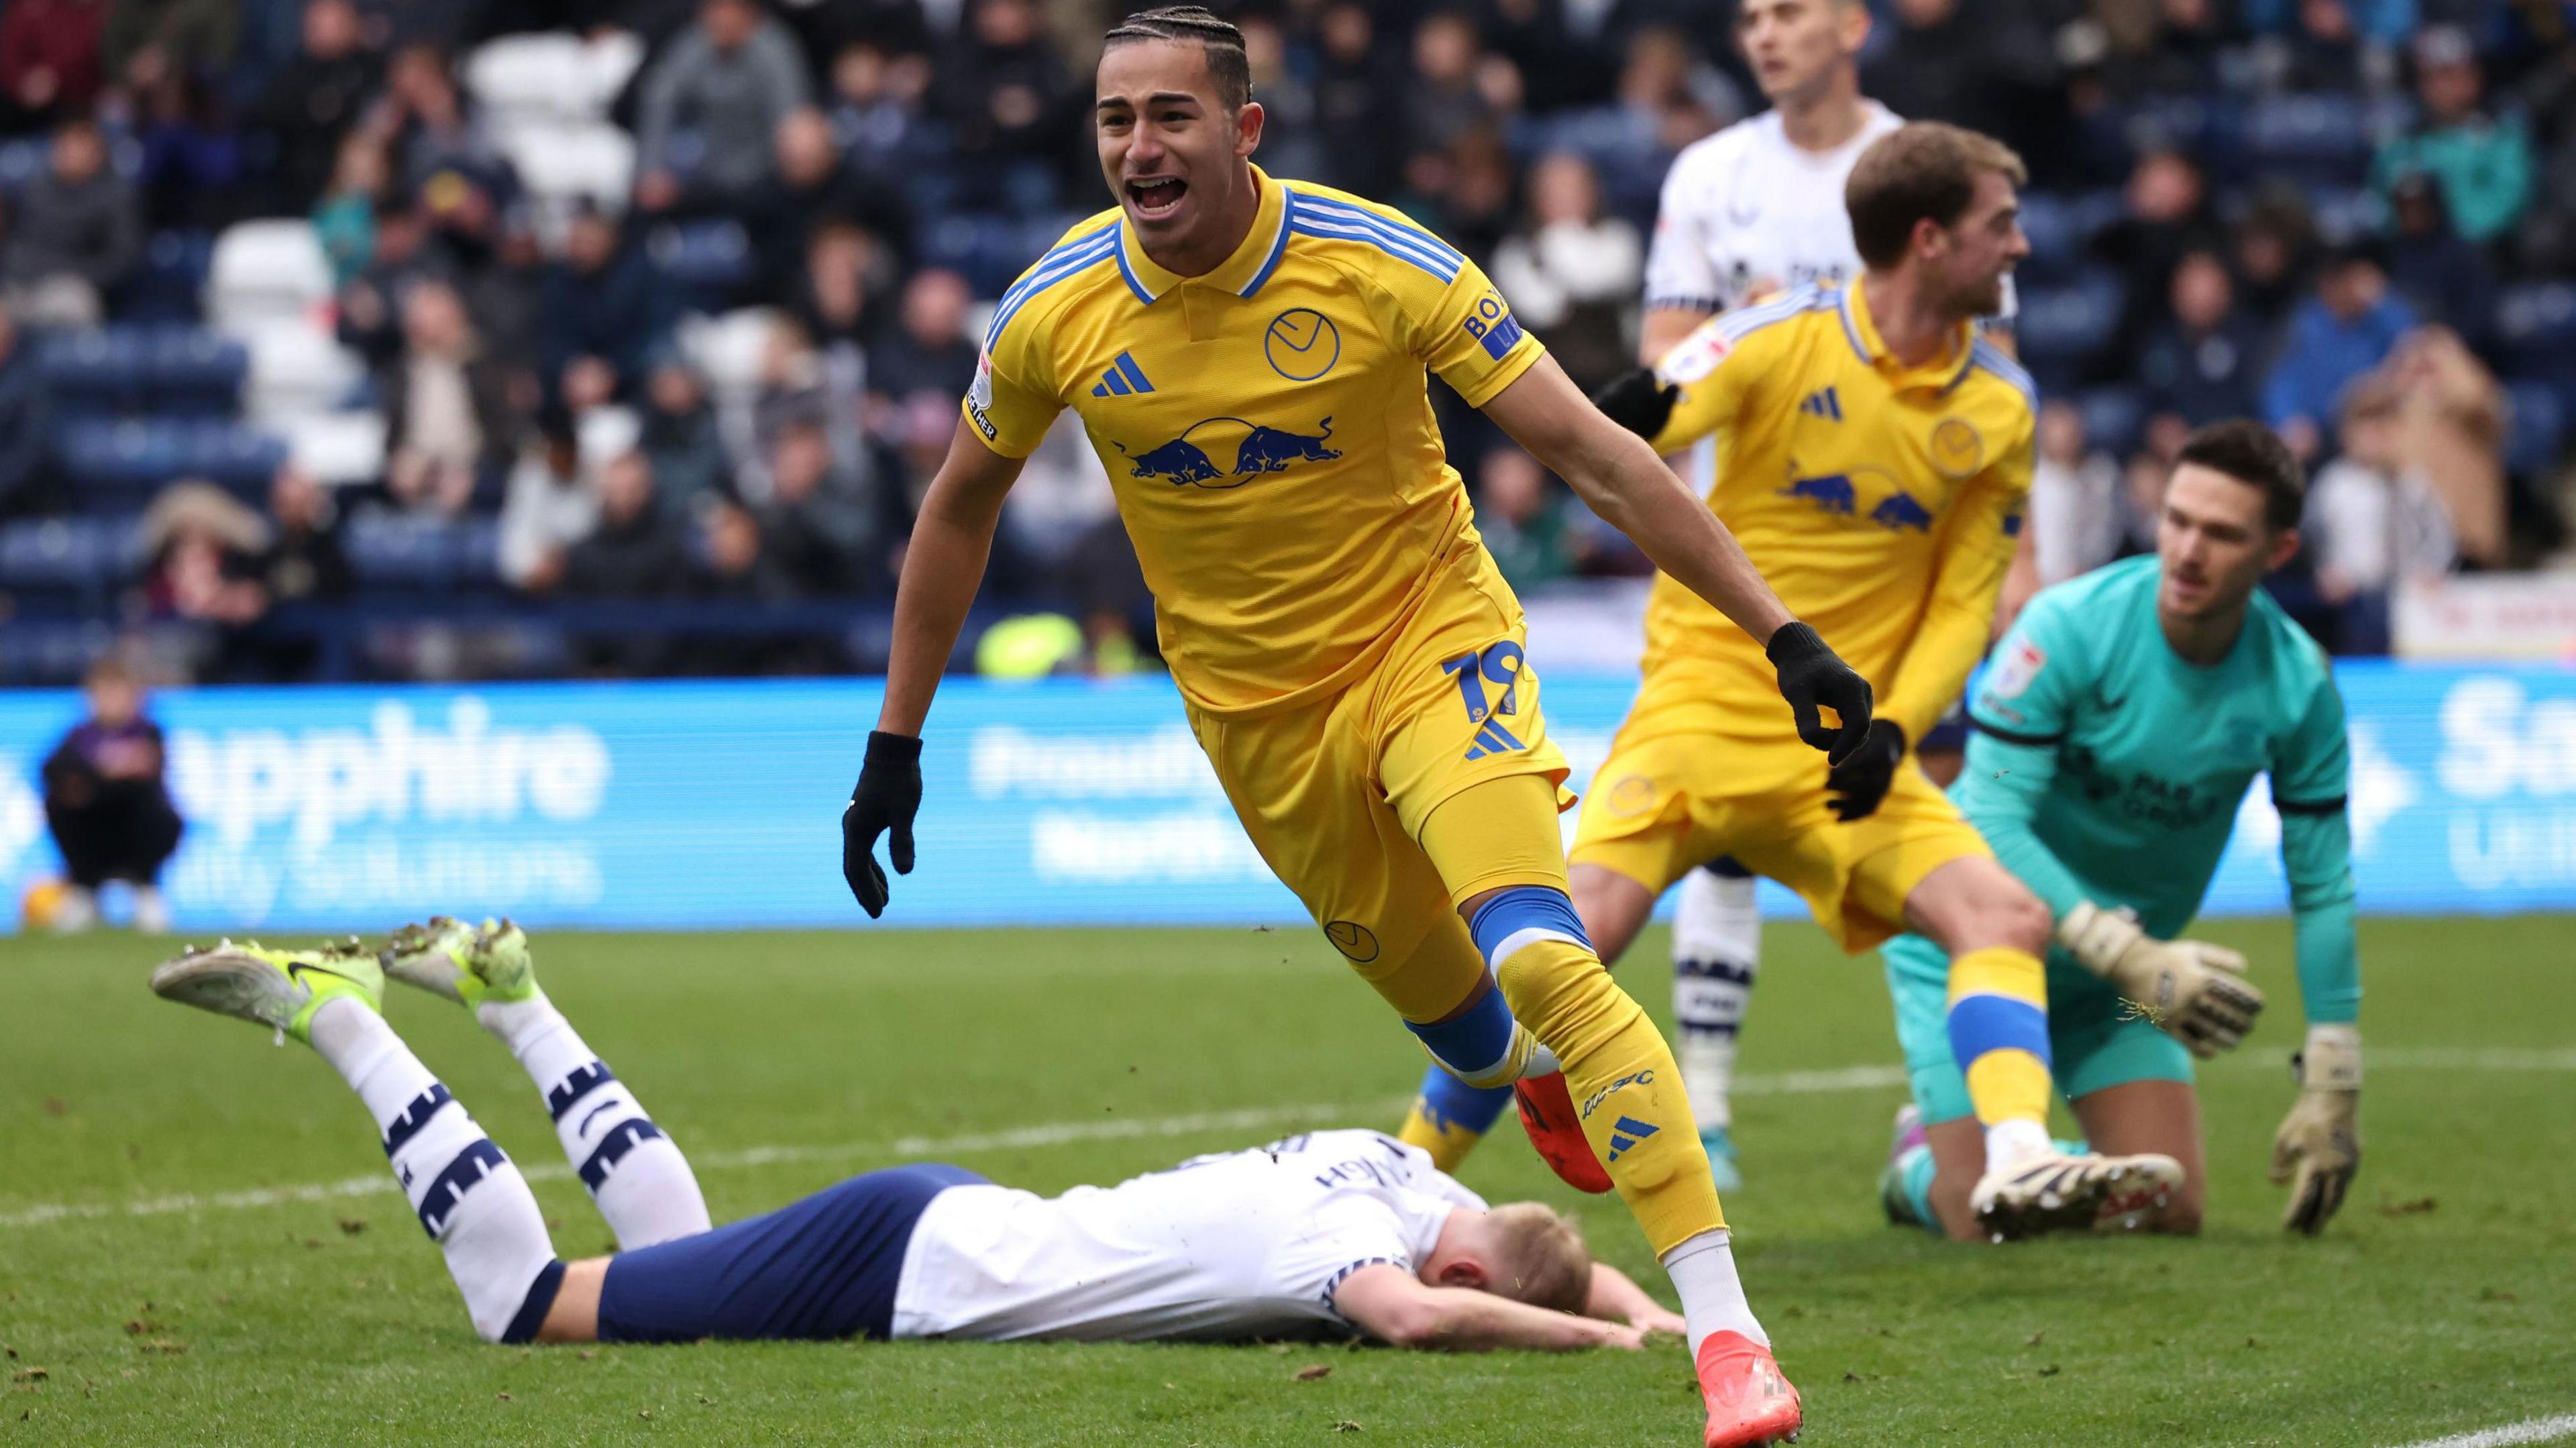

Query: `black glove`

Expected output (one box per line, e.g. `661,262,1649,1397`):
843,730,922,918
1590,366,1680,441
1825,719,1908,822
1765,622,1873,765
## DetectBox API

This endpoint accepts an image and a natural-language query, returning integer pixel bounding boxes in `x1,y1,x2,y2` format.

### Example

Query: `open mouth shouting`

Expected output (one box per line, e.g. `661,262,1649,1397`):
1126,175,1189,221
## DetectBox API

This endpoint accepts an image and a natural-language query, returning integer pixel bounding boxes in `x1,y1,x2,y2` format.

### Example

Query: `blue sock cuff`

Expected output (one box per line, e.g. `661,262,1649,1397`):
1947,993,2053,1068
1414,1064,1515,1135
1466,885,1591,966
1404,981,1517,1079
500,1259,567,1345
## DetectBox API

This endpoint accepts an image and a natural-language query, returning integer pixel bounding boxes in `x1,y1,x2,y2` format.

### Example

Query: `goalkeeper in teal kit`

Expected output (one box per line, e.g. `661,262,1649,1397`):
1879,421,2363,1240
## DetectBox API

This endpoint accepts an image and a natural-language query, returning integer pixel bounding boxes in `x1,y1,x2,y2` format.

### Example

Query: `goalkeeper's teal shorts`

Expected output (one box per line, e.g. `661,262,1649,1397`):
1882,934,2194,1126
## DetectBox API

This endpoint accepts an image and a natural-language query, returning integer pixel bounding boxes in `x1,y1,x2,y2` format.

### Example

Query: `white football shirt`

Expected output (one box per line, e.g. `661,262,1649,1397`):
890,1130,1485,1343
1642,101,1903,315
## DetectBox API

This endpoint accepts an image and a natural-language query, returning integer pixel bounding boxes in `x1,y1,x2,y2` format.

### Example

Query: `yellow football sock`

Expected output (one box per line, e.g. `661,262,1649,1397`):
1946,946,2053,1127
1397,1098,1481,1172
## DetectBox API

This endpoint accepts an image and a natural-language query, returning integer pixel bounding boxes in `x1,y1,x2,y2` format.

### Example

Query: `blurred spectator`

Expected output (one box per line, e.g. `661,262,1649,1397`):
539,203,667,410
2247,0,2379,95
1477,449,1580,591
2384,170,2497,348
1,118,140,327
498,412,596,592
1860,0,2003,137
0,0,103,135
2029,401,2125,586
2230,188,2319,330
101,0,239,95
2311,374,2457,608
1491,152,1640,391
0,300,54,518
254,464,351,607
2383,327,2510,566
2094,148,2219,366
129,64,248,231
635,0,811,215
313,132,386,288
2371,26,2532,246
767,106,907,279
140,480,269,632
374,42,513,208
2262,243,2416,459
383,278,521,516
696,498,796,602
751,417,871,596
867,266,977,484
1304,2,1406,199
2137,249,2265,427
565,450,688,598
247,0,380,215
936,0,1071,213
824,42,941,208
40,656,182,934
1403,11,1504,159
639,357,727,524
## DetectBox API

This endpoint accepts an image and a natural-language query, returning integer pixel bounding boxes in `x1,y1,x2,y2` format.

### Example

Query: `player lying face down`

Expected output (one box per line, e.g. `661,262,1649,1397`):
148,923,1685,1353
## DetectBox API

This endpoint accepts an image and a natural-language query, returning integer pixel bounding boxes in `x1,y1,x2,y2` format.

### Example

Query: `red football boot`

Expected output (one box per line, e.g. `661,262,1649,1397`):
1696,1330,1802,1447
1512,1070,1613,1193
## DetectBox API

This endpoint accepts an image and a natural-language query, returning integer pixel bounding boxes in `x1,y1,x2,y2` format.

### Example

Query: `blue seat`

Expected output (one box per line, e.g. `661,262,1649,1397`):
2496,283,2576,368
2503,381,2565,478
2012,272,2125,394
37,325,247,418
116,230,215,325
2247,95,2373,186
0,516,141,589
2077,386,2147,458
58,417,284,498
647,219,753,288
2121,95,2246,175
345,512,498,592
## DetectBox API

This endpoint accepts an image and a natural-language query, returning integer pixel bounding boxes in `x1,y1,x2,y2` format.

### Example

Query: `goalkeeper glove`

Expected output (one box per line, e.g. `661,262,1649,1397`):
2271,1024,2361,1234
2057,900,2266,1057
842,730,922,918
1765,622,1873,765
1591,366,1680,442
1825,720,1907,822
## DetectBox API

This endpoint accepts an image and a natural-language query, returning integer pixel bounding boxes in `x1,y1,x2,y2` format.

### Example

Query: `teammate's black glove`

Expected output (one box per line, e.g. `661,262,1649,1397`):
1825,719,1908,822
843,730,922,919
1590,366,1680,442
1765,622,1873,766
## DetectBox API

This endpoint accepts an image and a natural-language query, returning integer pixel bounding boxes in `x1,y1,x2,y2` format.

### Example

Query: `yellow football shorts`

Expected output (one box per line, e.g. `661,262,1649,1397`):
1185,544,1572,1022
1569,711,1990,953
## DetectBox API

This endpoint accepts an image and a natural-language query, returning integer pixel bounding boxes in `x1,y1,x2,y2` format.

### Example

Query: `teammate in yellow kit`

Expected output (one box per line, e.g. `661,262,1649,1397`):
1403,123,2186,1240
835,9,1875,1444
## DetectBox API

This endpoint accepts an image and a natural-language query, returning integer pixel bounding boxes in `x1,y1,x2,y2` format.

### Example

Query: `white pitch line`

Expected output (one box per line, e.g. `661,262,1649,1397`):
2385,1413,2576,1448
5,1046,2569,1233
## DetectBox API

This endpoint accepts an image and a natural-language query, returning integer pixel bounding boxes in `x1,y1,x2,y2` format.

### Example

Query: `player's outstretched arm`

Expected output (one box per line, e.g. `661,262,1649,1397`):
1479,353,1872,762
1330,1265,1650,1353
1583,1262,1686,1335
844,419,1028,917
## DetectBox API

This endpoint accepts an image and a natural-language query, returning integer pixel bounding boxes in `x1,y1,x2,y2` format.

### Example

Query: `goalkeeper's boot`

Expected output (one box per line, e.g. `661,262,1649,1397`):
1970,1147,2182,1242
381,916,540,1009
148,938,383,1043
1701,1124,1743,1194
1511,1071,1614,1194
1697,1331,1802,1447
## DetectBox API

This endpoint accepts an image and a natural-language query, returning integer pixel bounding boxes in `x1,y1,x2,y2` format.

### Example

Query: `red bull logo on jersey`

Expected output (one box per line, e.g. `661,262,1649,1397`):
1114,417,1342,489
1777,466,1941,533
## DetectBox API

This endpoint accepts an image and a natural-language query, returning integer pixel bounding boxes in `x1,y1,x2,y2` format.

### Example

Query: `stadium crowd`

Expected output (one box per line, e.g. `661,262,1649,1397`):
0,0,2567,682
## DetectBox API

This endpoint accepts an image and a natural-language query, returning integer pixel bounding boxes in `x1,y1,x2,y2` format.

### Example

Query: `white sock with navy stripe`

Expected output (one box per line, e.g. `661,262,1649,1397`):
305,999,557,1342
477,995,710,1249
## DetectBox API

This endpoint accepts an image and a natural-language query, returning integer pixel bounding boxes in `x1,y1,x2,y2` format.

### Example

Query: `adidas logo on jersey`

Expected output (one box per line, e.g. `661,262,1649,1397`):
1091,351,1156,397
1798,386,1842,421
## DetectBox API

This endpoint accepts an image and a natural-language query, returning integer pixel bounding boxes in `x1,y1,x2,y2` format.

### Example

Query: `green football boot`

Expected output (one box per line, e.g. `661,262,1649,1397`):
148,938,384,1044
380,917,541,1009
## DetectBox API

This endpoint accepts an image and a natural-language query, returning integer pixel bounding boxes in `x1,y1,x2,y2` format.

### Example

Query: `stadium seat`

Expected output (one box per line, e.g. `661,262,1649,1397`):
2077,386,2148,458
2503,382,2565,478
236,320,366,421
2304,186,2381,246
113,230,215,325
2495,284,2576,416
2246,95,2375,187
2120,95,2246,177
502,121,635,212
57,418,288,499
279,409,388,486
2012,272,2126,394
205,221,336,331
0,515,141,590
37,326,248,419
680,307,781,400
345,512,501,592
647,219,755,304
466,30,643,128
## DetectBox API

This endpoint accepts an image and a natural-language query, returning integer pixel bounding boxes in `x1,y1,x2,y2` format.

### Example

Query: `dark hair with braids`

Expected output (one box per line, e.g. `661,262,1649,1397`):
1104,6,1252,110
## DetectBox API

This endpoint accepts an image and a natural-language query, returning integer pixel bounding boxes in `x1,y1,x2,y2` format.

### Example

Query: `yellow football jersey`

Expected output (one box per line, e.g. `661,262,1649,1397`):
965,165,1547,717
1635,281,2037,744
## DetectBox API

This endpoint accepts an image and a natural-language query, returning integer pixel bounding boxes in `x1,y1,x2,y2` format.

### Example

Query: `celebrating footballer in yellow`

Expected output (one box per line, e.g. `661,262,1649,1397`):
1397,122,2190,1243
838,7,1881,1445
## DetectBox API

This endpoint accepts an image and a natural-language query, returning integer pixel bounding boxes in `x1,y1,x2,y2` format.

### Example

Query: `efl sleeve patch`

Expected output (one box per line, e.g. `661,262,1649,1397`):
1982,637,2047,702
1656,323,1731,384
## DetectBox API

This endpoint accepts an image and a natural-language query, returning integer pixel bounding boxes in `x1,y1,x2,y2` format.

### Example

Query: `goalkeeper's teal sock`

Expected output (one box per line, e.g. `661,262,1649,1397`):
1889,1142,1940,1233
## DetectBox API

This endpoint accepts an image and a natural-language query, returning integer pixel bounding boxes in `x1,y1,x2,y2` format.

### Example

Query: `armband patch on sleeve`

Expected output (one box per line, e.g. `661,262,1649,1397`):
1460,292,1525,361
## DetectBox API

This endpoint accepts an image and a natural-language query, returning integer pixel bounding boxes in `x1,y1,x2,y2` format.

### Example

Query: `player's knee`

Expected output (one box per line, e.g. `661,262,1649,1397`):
1962,882,2053,957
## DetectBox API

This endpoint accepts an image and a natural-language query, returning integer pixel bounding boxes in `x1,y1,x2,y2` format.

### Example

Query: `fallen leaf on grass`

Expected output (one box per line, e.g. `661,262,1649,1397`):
142,1340,186,1355
1295,1365,1332,1382
11,1368,45,1383
43,1098,66,1116
578,1350,597,1361
2381,1197,2438,1217
1841,1372,1862,1384
338,1219,367,1235
2025,1331,2043,1347
2479,1288,2518,1303
2038,1366,2061,1378
496,1392,515,1403
1332,1423,1362,1434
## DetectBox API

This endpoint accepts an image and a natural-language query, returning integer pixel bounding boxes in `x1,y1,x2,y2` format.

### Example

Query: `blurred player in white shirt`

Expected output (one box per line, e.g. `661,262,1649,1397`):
150,923,1684,1354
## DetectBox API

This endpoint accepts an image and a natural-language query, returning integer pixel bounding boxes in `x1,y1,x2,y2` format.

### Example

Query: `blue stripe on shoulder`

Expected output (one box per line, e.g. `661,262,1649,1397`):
1970,338,2038,409
1712,287,1825,342
1287,191,1466,266
983,228,1119,349
1283,189,1463,282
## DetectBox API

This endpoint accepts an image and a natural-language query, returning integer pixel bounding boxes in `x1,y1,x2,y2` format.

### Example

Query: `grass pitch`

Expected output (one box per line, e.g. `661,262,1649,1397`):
3,916,2571,1447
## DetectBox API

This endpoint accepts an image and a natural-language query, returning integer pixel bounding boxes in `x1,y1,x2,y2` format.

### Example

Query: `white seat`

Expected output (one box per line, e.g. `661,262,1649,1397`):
205,221,335,331
466,34,593,126
280,410,388,486
235,320,367,420
680,307,783,398
577,404,641,466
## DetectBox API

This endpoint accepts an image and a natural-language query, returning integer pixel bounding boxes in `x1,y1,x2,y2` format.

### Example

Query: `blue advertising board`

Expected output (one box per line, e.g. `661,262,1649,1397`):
1,662,2570,934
